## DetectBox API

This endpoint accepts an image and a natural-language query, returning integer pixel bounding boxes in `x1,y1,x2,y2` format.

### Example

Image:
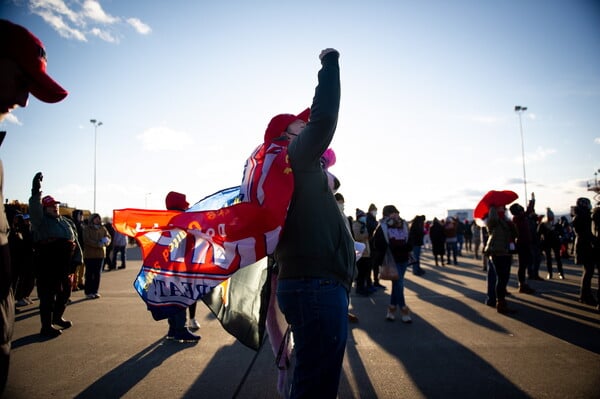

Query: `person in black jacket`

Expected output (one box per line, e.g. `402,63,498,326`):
1,19,68,394
572,197,598,307
274,48,355,399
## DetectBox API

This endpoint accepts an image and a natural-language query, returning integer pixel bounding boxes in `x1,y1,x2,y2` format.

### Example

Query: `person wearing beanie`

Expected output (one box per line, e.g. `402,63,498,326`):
274,48,355,398
163,192,200,343
1,20,68,393
372,205,413,323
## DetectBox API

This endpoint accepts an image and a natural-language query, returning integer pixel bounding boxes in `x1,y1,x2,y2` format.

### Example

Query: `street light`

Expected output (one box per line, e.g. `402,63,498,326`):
514,106,528,202
90,119,103,213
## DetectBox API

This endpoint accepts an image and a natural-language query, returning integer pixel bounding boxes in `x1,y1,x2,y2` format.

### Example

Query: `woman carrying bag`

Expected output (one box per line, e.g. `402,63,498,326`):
373,205,413,323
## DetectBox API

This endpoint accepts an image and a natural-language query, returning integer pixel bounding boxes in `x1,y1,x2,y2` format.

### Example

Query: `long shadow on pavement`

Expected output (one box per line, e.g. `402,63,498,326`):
73,339,192,399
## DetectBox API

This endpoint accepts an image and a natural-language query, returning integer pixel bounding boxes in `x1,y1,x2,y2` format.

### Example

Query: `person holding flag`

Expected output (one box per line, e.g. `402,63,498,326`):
273,48,355,398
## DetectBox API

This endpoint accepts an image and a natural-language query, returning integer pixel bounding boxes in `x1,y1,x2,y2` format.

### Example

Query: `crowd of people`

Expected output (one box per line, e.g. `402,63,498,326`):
2,19,598,399
340,193,600,319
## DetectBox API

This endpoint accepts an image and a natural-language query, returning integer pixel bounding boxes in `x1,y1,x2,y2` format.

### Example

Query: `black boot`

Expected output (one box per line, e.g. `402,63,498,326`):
40,309,61,338
52,305,72,329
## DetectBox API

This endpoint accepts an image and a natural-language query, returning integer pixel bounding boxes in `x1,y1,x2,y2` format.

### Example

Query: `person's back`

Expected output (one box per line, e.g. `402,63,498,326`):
275,50,354,289
274,48,354,399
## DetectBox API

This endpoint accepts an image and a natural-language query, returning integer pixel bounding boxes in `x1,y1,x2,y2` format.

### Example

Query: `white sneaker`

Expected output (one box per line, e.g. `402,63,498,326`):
386,306,396,321
188,318,200,331
400,306,412,323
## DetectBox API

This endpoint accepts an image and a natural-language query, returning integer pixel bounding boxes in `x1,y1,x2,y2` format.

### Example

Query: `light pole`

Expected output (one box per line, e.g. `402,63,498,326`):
90,119,102,213
514,106,528,202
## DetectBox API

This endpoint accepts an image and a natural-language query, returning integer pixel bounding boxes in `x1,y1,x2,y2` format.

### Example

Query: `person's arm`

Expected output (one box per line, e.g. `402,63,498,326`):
28,172,43,228
288,49,340,167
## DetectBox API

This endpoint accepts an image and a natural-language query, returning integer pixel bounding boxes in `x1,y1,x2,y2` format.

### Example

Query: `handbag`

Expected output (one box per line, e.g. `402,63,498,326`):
379,249,399,281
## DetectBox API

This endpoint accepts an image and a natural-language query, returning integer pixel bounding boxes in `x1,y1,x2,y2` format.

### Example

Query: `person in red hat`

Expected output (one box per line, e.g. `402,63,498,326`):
273,48,355,398
28,173,83,337
0,20,68,394
163,192,200,343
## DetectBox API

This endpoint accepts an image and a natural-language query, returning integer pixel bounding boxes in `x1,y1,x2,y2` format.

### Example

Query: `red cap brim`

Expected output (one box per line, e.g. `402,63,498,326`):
29,71,68,103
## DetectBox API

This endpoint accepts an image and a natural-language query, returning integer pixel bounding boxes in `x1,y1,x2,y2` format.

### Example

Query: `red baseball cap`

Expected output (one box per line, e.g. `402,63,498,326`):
264,108,310,143
42,195,60,207
1,19,68,103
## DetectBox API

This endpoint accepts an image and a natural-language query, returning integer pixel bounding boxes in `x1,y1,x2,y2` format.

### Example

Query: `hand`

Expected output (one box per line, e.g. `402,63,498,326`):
319,48,339,60
32,172,43,195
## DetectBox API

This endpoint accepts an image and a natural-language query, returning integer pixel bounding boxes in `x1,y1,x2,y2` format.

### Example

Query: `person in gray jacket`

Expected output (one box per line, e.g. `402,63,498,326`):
274,48,355,399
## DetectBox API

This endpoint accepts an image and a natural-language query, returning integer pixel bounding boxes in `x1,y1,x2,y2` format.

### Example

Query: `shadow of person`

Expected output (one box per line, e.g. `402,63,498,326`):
74,338,193,399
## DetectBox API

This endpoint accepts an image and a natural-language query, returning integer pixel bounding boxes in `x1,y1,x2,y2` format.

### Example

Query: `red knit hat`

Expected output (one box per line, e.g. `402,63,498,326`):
264,108,310,143
165,191,189,211
0,19,68,103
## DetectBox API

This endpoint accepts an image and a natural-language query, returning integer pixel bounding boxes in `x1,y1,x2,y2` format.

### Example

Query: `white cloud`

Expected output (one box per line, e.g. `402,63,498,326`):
527,146,556,162
27,0,151,43
136,126,194,152
594,137,600,144
90,27,118,43
82,0,119,24
127,18,151,35
513,146,556,164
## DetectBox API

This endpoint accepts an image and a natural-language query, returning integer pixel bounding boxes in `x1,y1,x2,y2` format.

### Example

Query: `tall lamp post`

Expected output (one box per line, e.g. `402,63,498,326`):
514,106,528,201
90,119,103,213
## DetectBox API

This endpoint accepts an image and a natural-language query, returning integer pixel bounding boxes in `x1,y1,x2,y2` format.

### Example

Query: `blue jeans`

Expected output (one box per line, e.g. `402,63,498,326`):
390,260,408,308
111,246,126,268
277,278,349,399
412,246,423,274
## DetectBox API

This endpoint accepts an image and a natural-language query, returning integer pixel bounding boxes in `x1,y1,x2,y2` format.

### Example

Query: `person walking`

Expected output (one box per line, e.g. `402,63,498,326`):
0,19,68,393
373,205,413,323
274,48,356,399
29,173,82,337
82,214,111,299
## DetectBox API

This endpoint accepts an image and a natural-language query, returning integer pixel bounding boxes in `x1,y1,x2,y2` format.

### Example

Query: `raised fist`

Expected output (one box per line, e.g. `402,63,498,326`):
32,172,43,195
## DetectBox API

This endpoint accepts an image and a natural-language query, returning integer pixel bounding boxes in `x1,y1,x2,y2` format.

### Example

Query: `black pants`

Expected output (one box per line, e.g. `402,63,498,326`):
355,257,372,292
516,246,532,284
34,240,74,328
491,255,512,301
543,245,563,276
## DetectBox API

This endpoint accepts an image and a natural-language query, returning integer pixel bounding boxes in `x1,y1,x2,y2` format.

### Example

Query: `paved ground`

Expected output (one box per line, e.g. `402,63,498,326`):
4,246,599,399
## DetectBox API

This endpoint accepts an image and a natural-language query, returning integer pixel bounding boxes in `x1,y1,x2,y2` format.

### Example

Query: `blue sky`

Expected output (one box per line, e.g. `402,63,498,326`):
2,0,599,221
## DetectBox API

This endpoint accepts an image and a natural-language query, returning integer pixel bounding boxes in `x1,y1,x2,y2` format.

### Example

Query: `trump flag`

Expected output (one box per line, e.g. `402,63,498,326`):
113,142,293,321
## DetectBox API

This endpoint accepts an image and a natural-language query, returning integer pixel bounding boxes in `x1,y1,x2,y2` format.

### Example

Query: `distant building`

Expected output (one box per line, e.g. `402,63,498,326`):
447,209,474,222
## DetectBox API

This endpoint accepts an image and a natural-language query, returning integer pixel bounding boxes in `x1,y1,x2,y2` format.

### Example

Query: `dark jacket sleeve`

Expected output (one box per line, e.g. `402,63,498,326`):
287,51,340,168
